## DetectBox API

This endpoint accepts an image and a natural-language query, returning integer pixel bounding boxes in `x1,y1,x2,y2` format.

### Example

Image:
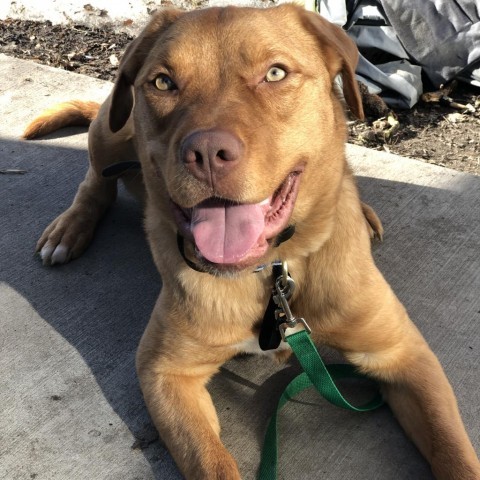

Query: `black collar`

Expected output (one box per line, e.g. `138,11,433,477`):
102,161,141,177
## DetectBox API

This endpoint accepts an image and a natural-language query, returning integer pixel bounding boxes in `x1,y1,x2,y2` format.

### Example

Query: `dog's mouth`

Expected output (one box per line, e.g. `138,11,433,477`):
171,166,304,269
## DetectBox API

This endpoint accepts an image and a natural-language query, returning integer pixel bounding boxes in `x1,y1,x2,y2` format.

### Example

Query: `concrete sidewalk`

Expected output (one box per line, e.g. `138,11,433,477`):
0,54,479,480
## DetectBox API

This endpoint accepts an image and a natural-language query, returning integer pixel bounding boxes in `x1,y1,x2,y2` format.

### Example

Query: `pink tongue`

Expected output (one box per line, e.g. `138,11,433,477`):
191,199,265,264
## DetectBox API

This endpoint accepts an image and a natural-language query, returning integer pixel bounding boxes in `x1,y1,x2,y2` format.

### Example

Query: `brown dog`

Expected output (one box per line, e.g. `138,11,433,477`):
25,5,479,479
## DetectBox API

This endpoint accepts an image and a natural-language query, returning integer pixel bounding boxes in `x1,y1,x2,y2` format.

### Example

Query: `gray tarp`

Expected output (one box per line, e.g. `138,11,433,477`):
320,0,480,108
379,0,480,86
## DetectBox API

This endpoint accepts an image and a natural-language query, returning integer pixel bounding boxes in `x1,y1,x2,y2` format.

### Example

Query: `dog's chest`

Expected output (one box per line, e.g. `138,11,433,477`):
233,335,291,358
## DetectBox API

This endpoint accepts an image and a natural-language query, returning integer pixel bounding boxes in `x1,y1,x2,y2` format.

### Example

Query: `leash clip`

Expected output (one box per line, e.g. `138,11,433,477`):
279,317,311,340
273,262,311,341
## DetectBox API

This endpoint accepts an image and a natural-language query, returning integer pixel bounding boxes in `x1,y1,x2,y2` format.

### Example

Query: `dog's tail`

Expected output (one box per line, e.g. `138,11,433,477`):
23,100,101,139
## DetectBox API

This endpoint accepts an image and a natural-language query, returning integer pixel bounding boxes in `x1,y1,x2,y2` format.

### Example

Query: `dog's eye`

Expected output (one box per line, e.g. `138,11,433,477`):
265,66,287,83
154,74,177,91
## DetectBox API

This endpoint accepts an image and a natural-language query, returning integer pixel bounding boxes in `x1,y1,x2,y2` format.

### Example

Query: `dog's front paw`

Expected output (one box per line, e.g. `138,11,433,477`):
201,451,242,480
36,208,95,266
174,443,242,480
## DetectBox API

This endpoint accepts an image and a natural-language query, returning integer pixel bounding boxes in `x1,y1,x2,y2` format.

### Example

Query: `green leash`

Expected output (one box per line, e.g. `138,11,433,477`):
258,263,384,480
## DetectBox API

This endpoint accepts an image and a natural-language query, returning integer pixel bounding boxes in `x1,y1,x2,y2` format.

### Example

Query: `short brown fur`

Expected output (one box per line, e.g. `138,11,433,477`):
26,5,479,479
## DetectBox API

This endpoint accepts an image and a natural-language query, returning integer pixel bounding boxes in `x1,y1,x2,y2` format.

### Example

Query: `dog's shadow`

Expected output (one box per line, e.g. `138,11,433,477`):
3,136,478,479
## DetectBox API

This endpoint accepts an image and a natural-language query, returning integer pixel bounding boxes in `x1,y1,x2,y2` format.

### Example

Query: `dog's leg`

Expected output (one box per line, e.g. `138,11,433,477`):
137,367,241,480
36,166,117,265
381,353,480,480
340,296,480,479
136,310,241,480
35,99,138,266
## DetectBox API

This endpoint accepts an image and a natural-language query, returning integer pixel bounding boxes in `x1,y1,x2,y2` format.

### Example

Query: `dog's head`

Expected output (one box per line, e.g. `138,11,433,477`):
109,5,363,273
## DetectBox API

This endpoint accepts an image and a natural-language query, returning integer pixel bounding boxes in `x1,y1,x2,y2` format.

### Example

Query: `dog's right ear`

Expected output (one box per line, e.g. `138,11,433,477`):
295,6,364,120
109,8,183,133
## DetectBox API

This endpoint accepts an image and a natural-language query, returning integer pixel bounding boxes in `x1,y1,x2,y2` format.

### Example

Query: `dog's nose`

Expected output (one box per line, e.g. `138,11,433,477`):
181,130,243,185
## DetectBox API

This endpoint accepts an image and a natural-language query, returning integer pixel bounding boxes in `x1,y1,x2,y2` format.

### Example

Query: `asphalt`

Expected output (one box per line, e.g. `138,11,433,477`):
0,54,479,480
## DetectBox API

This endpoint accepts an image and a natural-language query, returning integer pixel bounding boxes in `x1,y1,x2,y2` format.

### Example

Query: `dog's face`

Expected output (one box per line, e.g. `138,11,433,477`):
110,5,363,273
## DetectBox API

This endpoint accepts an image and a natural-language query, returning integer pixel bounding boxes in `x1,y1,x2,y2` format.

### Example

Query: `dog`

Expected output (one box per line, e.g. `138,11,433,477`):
24,5,479,479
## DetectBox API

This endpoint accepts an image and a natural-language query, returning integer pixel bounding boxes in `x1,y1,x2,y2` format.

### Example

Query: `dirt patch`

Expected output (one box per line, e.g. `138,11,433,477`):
1,17,479,175
350,83,480,175
0,19,133,81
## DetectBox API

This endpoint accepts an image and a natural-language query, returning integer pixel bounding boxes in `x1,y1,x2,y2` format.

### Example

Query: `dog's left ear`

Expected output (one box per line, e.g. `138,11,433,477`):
109,8,184,133
298,8,364,120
